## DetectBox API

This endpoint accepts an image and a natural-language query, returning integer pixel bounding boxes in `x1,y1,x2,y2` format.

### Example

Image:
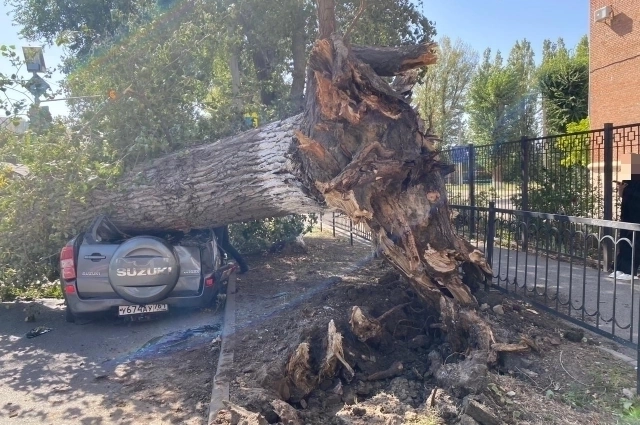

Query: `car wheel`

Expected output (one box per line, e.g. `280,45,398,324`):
65,305,76,323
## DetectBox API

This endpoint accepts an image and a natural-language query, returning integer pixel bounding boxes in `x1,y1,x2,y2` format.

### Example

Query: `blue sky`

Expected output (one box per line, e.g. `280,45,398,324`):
0,0,589,119
421,0,588,62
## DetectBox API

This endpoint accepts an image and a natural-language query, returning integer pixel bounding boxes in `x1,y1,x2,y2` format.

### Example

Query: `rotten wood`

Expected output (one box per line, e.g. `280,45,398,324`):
349,302,411,343
286,342,315,395
318,320,354,382
349,306,382,343
491,342,530,353
427,388,438,407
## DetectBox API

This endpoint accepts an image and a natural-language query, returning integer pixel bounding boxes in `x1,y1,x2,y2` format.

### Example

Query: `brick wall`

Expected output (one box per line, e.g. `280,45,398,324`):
590,0,640,163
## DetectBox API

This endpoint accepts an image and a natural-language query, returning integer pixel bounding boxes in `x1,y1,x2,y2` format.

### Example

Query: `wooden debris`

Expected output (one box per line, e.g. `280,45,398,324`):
366,361,404,381
286,343,315,395
349,306,382,342
319,320,355,382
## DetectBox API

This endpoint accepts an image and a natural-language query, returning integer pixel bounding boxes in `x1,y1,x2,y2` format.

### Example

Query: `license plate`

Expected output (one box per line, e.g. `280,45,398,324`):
118,304,168,316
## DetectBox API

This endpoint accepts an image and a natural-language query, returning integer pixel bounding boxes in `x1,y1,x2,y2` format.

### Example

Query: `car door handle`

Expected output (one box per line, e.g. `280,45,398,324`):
84,254,107,261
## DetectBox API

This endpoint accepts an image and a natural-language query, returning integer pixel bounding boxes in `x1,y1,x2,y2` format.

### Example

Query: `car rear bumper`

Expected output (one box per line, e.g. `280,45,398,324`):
66,290,216,315
64,280,226,315
64,264,237,316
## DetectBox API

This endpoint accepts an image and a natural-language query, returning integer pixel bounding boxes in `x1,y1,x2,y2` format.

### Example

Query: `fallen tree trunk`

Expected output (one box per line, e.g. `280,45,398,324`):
73,48,437,234
77,115,316,232
77,0,497,363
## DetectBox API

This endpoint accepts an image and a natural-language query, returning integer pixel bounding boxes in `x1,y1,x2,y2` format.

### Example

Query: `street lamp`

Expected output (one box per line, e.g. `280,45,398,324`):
22,46,51,106
22,46,46,73
22,46,51,129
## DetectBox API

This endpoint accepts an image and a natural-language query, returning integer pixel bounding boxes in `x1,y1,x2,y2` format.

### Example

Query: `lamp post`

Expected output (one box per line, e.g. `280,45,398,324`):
22,46,51,130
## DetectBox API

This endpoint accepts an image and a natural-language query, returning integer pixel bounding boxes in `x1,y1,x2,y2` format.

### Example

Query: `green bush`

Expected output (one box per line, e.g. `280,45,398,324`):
512,164,597,217
229,214,317,254
1,279,63,301
0,123,122,297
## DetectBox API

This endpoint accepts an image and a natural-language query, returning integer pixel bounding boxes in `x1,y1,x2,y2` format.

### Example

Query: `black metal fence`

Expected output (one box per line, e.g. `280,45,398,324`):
319,212,372,245
452,202,640,391
440,122,640,221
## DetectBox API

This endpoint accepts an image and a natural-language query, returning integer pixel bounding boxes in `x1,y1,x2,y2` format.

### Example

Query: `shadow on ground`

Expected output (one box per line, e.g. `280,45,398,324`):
0,299,221,424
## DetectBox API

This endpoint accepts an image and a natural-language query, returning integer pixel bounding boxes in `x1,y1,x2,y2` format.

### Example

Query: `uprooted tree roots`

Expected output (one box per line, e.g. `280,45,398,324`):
292,0,525,368
213,268,536,424
284,301,530,404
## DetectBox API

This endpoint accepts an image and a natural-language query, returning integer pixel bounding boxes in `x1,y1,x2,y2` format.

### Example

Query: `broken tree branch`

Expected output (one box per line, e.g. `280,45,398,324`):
366,361,404,381
351,43,438,76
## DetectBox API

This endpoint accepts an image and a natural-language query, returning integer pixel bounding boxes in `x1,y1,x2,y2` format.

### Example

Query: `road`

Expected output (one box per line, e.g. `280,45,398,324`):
0,299,222,424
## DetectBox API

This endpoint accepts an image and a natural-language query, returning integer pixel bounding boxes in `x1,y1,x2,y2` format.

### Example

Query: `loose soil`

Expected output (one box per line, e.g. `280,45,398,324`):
213,228,640,425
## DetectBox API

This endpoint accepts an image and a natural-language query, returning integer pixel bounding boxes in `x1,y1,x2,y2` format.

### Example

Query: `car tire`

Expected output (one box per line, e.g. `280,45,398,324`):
65,305,76,323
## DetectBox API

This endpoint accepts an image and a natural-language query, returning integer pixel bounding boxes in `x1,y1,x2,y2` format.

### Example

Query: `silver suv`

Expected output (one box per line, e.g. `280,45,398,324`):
60,216,237,322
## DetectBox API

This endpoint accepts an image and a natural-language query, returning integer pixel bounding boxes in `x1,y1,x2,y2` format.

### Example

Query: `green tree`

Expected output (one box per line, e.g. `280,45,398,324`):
10,0,436,116
538,36,588,135
414,36,478,148
556,117,590,166
467,48,520,145
0,1,440,291
506,39,539,138
0,122,122,298
6,0,156,57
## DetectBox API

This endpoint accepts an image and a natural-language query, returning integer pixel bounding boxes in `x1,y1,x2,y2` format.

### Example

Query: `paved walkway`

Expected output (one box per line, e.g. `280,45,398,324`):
488,245,640,346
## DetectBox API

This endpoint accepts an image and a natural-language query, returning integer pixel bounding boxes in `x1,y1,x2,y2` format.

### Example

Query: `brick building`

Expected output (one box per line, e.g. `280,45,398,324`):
588,0,640,209
589,0,640,128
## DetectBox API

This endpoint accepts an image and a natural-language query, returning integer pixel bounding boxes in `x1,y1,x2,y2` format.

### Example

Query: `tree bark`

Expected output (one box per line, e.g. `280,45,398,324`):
228,46,242,111
76,115,318,232
292,0,495,356
317,0,335,39
74,45,441,233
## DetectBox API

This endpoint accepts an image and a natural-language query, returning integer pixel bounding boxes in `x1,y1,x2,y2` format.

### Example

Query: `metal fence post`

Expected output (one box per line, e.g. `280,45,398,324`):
349,219,354,246
603,123,614,269
468,143,476,236
332,212,336,237
487,202,496,267
520,136,530,252
485,202,496,291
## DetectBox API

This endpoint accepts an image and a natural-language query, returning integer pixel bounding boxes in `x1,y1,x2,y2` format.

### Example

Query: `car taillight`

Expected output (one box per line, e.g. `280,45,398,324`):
205,276,215,287
60,246,76,281
65,284,76,294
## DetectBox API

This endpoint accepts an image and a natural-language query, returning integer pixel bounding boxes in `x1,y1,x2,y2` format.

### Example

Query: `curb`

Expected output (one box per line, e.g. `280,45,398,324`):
597,346,637,368
208,272,237,424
